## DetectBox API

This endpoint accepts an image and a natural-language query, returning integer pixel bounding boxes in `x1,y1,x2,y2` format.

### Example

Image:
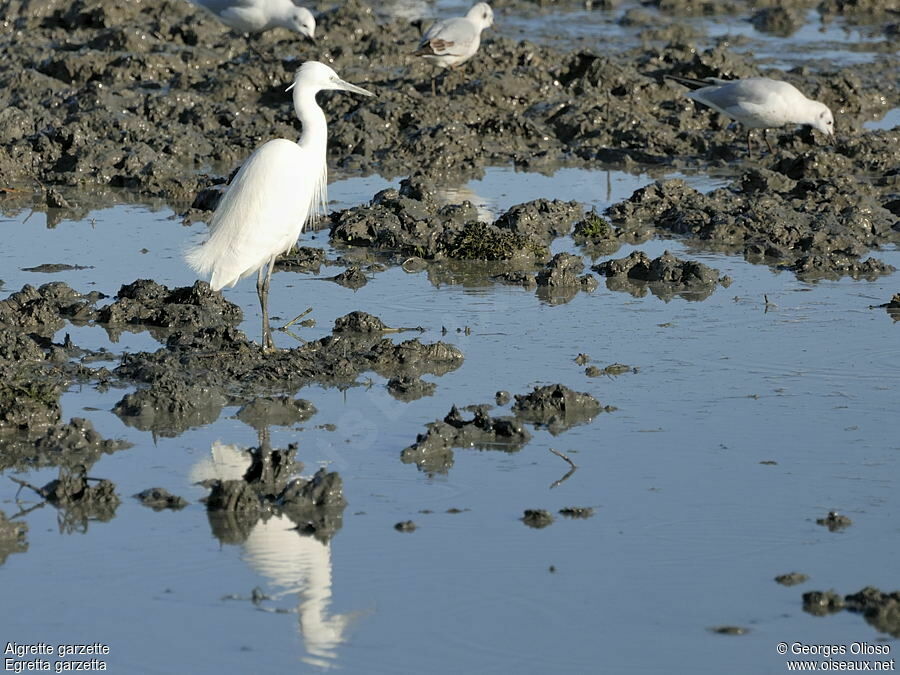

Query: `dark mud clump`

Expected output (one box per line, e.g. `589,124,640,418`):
775,572,809,587
0,285,134,469
332,311,390,333
587,363,636,378
0,282,103,335
0,511,28,565
571,212,642,257
512,384,608,434
98,280,243,334
329,266,368,289
274,246,328,275
803,590,846,616
709,626,749,636
134,488,189,511
1,393,133,471
593,250,730,301
804,587,900,637
13,466,120,533
330,175,581,262
607,172,899,281
235,396,317,428
873,293,900,321
201,437,346,543
114,377,229,437
522,509,555,529
387,375,436,402
112,311,462,436
394,520,417,532
535,253,598,304
816,510,853,531
401,405,532,473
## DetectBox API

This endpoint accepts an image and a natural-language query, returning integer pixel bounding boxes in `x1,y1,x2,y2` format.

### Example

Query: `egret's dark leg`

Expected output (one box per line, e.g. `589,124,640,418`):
257,256,276,352
763,130,774,154
746,129,754,156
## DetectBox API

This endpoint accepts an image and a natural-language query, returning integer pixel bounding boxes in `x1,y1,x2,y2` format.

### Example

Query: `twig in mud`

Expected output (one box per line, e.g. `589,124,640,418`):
280,306,314,330
549,447,577,470
280,327,307,345
10,502,45,520
10,476,44,498
548,448,578,489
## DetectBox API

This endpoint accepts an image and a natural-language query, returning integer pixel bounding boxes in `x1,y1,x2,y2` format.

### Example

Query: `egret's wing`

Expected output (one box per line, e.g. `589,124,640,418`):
187,139,315,290
419,17,477,56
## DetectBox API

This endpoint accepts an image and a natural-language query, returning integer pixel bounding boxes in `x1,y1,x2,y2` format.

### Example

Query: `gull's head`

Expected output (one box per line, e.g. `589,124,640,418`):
809,101,835,138
285,7,316,43
467,2,494,29
287,61,375,97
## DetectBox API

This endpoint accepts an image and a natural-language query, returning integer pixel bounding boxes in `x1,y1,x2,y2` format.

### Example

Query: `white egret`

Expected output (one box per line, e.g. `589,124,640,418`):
414,2,494,92
193,0,317,42
186,62,374,351
666,75,835,154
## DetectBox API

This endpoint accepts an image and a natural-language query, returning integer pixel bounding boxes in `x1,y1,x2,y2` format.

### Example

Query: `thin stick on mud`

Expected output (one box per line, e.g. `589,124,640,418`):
10,476,44,498
280,306,314,330
548,448,578,489
549,447,577,470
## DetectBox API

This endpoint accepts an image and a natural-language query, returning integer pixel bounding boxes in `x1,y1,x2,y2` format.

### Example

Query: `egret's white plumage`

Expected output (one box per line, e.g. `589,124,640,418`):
415,2,494,70
186,61,373,351
193,0,317,40
667,75,835,153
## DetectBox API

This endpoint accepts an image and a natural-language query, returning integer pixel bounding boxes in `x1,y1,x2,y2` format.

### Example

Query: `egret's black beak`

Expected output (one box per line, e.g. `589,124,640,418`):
305,34,317,47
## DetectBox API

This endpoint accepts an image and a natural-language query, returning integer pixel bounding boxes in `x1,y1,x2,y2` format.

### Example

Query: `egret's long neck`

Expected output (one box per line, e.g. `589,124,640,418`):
292,83,329,220
293,85,328,157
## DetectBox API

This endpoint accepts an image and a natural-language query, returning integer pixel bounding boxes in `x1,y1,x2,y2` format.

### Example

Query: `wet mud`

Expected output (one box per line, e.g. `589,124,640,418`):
0,277,462,464
512,384,610,434
401,404,533,473
522,509,555,529
607,171,900,280
816,510,853,531
559,506,595,519
401,384,607,472
134,487,189,511
803,587,900,638
12,466,120,533
201,438,347,542
0,510,28,564
2,0,894,204
593,249,730,300
775,572,809,587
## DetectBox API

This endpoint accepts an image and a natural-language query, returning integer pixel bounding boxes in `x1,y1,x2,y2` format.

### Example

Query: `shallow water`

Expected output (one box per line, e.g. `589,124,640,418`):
2,159,899,672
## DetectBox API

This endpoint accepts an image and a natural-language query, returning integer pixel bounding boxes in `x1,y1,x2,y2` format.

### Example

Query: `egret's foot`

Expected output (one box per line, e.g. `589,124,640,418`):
261,332,277,353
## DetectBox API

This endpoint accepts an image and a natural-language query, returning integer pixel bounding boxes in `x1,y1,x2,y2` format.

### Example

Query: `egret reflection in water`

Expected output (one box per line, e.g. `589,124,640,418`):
191,438,361,668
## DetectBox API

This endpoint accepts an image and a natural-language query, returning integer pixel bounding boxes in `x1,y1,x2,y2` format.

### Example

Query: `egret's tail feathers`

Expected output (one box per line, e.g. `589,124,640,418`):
185,242,232,292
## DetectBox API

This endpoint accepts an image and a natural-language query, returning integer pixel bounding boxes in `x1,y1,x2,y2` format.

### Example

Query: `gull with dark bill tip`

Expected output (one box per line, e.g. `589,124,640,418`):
666,75,835,154
185,62,374,352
